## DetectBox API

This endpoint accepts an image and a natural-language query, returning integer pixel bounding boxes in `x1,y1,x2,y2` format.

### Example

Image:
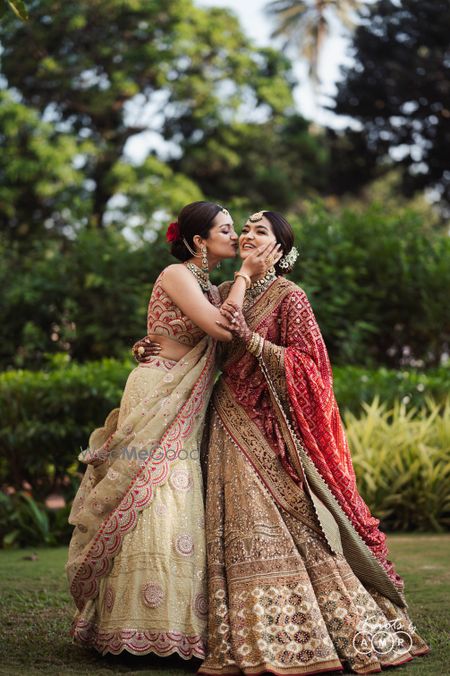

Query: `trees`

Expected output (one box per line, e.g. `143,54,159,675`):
172,114,329,212
0,0,300,232
265,0,361,81
0,0,27,20
331,0,450,212
0,91,90,242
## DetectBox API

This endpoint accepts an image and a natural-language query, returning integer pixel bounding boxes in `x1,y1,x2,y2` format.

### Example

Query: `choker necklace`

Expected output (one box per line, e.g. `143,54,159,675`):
185,262,211,292
244,267,276,309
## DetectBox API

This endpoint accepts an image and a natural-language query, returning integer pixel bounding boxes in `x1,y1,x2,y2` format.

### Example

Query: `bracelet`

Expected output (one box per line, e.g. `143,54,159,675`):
246,332,264,357
234,271,251,289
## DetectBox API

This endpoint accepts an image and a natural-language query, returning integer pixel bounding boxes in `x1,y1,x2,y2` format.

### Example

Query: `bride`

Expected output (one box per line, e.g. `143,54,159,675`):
66,200,281,659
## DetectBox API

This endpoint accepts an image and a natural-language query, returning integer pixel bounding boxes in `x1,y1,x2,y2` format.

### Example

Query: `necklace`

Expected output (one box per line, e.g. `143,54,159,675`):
185,262,211,292
243,267,276,309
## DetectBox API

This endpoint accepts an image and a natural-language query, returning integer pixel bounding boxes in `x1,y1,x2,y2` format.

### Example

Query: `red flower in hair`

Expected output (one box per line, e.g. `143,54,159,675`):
166,221,180,243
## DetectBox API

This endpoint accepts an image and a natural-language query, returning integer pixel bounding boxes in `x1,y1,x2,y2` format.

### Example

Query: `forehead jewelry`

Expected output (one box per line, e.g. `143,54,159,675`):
248,211,266,223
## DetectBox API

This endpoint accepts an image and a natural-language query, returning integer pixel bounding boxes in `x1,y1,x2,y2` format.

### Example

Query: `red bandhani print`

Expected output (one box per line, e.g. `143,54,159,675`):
282,288,404,590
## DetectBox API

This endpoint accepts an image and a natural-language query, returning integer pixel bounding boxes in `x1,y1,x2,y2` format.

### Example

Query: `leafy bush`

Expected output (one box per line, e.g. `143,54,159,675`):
333,363,450,414
347,397,450,531
1,358,449,493
288,202,450,368
0,491,73,548
0,359,449,544
0,357,132,496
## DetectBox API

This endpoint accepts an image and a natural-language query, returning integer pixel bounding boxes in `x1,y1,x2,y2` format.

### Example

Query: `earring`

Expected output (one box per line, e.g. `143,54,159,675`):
217,261,221,269
201,245,209,273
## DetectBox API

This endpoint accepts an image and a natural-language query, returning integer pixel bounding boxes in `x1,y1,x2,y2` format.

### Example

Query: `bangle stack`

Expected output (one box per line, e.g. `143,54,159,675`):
234,271,251,289
246,332,264,357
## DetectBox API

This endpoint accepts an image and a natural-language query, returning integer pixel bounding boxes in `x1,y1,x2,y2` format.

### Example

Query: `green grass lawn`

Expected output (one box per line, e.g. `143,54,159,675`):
0,534,448,675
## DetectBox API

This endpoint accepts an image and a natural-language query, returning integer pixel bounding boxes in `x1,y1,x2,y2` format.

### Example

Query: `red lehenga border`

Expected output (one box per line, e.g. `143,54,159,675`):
72,617,206,658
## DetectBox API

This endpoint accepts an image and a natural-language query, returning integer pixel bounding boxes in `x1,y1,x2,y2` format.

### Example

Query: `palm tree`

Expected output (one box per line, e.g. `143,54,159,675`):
265,0,361,84
1,0,28,21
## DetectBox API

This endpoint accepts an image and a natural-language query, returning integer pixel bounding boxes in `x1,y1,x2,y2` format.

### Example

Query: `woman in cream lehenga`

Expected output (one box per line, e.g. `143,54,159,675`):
139,210,430,675
66,200,281,659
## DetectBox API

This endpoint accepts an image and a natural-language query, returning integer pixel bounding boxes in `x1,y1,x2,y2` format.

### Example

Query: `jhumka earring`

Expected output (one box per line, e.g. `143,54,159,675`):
201,245,209,273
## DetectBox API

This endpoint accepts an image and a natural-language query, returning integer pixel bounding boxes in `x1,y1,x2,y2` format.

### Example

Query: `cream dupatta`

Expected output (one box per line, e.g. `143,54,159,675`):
66,335,216,613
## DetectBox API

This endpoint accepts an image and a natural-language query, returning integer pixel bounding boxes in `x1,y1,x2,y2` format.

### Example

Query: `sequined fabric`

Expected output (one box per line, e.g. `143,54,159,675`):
219,278,403,592
199,390,429,675
72,370,207,657
67,336,217,657
198,279,429,675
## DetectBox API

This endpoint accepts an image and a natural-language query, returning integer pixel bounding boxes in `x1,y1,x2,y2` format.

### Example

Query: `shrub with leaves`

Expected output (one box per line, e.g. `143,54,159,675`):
346,397,450,531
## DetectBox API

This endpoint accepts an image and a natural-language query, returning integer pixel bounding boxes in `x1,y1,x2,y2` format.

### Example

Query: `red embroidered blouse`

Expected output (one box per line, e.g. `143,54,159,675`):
146,269,205,346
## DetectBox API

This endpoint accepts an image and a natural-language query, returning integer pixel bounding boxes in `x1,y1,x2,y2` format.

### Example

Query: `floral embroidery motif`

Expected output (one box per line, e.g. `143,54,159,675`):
170,469,193,492
174,534,194,557
104,586,115,613
193,592,208,619
142,582,165,608
68,339,216,611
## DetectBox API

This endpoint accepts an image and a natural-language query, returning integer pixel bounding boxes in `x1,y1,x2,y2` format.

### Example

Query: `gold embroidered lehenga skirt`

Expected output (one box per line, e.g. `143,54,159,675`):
199,382,430,676
67,338,216,658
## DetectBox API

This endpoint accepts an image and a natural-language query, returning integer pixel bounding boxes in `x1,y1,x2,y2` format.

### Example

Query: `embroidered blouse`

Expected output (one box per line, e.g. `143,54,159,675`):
146,269,205,346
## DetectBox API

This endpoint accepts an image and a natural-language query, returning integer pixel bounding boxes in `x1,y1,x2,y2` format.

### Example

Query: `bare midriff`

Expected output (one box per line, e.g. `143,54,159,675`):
147,333,194,362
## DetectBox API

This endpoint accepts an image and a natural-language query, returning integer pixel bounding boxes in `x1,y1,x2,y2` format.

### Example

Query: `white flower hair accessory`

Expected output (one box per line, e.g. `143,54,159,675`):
278,245,299,270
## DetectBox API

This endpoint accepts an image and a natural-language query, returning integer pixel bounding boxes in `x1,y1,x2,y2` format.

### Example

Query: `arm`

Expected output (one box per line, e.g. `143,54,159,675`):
161,242,282,342
216,288,329,403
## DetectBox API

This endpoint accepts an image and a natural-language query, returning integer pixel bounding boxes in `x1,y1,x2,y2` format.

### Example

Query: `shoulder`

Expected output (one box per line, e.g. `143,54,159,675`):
160,263,194,285
277,280,312,312
162,263,188,277
275,278,307,302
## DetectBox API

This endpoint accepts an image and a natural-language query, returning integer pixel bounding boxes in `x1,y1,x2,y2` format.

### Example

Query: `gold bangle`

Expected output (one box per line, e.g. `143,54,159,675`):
247,332,263,357
234,271,251,289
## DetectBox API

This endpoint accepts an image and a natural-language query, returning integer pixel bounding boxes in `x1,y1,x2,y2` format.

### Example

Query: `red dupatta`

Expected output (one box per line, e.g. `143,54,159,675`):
281,285,404,590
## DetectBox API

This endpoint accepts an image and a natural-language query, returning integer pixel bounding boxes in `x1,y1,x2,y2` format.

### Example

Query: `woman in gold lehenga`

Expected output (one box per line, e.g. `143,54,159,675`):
66,201,280,659
195,210,430,675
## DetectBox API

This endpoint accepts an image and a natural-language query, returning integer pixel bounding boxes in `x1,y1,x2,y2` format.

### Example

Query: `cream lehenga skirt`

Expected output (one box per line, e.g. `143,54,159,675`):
68,348,214,659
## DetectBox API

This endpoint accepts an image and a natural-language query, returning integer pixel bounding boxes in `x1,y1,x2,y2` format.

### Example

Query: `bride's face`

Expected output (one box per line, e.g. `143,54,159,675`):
239,215,277,260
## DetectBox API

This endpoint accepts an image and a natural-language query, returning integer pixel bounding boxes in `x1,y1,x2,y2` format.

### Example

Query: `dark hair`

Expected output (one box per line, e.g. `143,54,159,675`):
171,201,225,262
262,211,295,275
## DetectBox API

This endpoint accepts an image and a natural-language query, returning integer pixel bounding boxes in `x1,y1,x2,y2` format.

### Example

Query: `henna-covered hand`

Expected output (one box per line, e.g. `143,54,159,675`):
215,301,252,343
131,336,161,362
